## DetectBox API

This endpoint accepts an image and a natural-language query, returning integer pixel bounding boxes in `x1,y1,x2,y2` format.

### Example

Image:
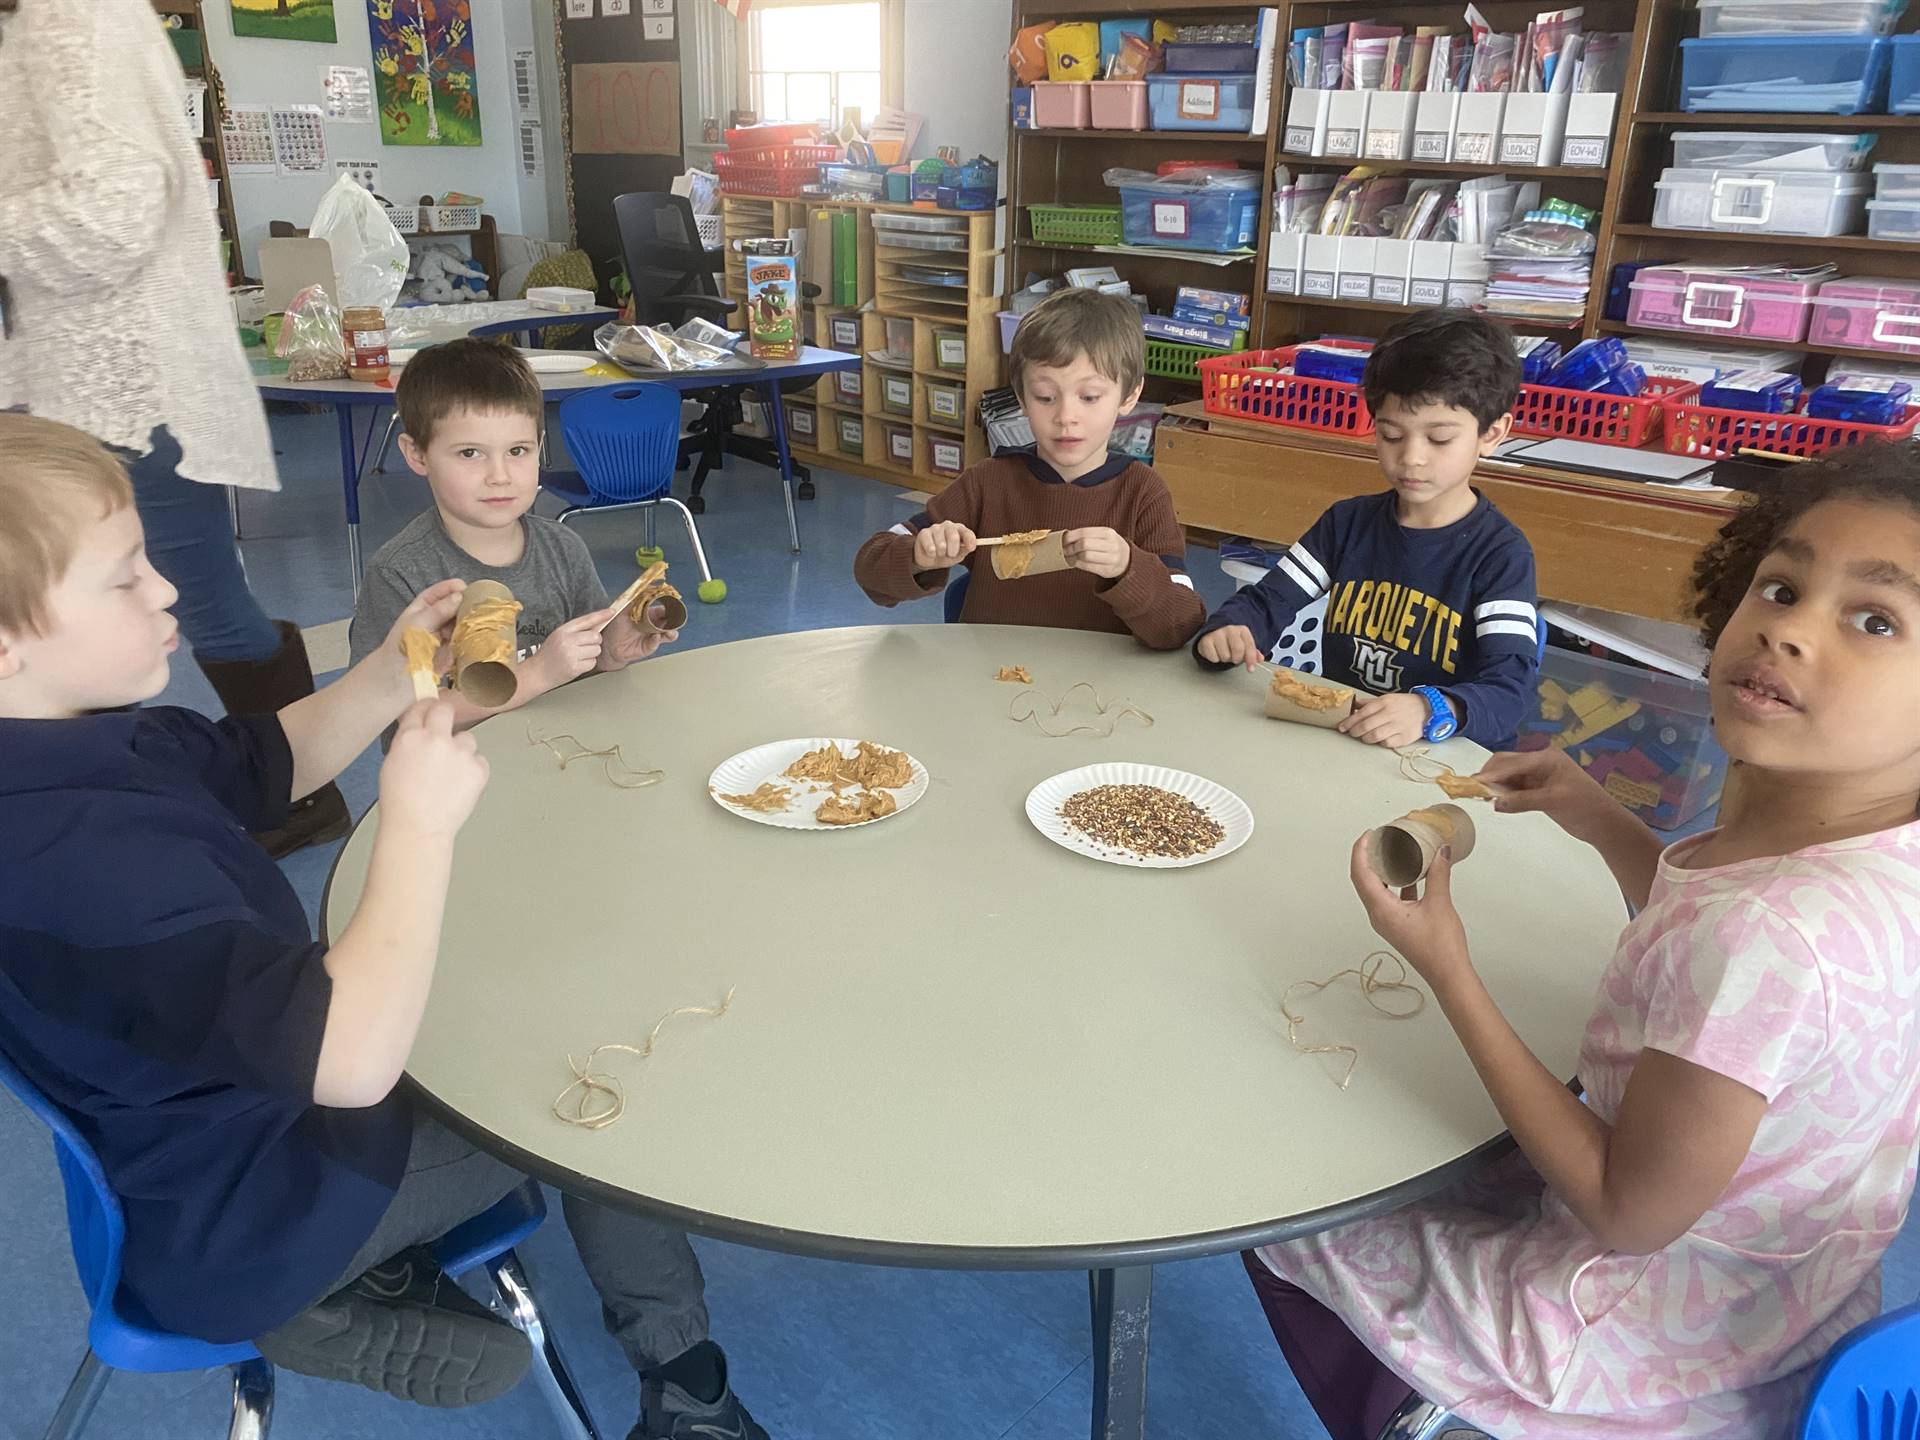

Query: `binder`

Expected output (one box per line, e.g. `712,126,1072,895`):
807,210,834,301
833,212,857,306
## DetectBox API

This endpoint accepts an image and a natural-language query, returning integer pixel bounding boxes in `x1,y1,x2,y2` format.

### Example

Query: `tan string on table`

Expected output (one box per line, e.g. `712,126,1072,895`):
526,724,665,790
1396,745,1496,801
1008,682,1154,739
554,988,737,1130
1281,952,1428,1091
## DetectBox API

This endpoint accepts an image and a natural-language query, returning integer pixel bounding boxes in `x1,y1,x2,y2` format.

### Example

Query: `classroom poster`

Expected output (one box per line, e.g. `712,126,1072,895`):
271,104,329,174
368,0,483,148
231,0,337,43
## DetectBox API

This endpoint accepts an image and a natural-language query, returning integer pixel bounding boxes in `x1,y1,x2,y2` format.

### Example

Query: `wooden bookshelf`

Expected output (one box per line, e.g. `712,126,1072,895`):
156,0,246,284
719,192,1003,489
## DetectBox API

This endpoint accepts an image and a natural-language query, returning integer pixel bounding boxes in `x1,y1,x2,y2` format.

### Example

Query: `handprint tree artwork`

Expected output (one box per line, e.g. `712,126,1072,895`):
368,0,483,148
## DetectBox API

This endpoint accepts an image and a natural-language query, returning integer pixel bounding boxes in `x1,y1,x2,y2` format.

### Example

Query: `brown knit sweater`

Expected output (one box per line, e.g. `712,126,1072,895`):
853,451,1206,650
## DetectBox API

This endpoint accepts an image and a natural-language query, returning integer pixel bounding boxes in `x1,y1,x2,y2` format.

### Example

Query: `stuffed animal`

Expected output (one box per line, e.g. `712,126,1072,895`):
410,242,491,304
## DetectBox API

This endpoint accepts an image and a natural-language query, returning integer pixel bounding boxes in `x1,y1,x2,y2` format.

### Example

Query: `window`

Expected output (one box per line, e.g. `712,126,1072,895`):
744,0,901,129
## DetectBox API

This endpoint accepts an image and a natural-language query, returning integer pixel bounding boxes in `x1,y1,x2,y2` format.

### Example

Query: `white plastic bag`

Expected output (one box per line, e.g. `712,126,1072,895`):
308,175,410,311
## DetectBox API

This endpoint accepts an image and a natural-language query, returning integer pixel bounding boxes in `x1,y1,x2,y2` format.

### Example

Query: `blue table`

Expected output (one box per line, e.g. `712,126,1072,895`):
251,344,860,595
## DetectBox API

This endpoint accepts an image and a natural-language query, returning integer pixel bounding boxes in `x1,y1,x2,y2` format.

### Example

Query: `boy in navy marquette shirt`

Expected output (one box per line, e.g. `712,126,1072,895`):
1195,309,1540,750
0,415,768,1440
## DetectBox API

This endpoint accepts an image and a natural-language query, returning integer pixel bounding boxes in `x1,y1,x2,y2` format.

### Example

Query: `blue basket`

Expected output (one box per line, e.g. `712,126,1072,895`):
1163,41,1258,74
1892,34,1920,113
1679,35,1890,115
1146,73,1256,132
1116,182,1259,252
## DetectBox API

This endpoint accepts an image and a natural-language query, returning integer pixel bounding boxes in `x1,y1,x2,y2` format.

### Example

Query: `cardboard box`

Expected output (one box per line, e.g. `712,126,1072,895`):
1283,88,1331,157
1452,93,1506,165
1372,238,1414,307
1499,91,1572,169
1409,240,1452,308
1336,237,1378,300
1302,235,1339,300
1561,92,1618,168
1267,232,1304,297
1412,93,1459,163
1324,90,1369,159
1145,313,1241,348
744,254,800,361
1362,92,1418,161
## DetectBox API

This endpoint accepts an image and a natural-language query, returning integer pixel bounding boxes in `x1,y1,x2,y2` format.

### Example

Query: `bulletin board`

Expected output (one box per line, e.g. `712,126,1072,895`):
555,1,685,293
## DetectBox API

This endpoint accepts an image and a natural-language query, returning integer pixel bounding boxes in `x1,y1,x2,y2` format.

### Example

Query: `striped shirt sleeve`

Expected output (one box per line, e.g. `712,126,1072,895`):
1194,505,1343,667
853,464,987,607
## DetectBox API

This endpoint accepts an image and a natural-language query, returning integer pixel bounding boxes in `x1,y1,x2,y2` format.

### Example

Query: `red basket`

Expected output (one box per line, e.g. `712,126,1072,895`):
1198,345,1375,436
1660,393,1920,461
713,143,841,197
724,122,820,149
1511,376,1699,448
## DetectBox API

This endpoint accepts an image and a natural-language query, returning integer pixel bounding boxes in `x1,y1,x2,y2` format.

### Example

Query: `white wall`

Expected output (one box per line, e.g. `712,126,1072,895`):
901,0,1012,164
202,0,562,273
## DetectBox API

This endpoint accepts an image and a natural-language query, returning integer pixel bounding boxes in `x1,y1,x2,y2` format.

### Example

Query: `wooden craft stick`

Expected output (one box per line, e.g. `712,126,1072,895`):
1735,447,1809,464
398,627,441,701
601,561,672,633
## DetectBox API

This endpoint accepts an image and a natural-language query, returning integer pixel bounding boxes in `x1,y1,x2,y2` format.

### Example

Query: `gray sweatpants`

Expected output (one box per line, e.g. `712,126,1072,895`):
274,1108,709,1371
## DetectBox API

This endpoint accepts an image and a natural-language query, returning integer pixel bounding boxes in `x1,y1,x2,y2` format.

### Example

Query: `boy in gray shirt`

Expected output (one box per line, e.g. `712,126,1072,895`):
349,340,678,726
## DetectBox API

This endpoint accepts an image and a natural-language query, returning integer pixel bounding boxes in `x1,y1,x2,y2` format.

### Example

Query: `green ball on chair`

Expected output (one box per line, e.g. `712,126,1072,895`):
633,545,666,568
697,578,728,604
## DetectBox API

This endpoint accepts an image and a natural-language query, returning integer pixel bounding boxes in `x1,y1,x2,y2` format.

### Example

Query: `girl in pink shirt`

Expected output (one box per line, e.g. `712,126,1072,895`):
1250,443,1920,1440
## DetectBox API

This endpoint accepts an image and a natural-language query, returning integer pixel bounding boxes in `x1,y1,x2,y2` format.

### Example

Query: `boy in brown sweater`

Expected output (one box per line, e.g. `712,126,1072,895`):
853,289,1205,649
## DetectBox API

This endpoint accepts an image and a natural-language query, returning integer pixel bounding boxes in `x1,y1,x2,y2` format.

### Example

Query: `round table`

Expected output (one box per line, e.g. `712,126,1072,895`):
323,624,1625,1440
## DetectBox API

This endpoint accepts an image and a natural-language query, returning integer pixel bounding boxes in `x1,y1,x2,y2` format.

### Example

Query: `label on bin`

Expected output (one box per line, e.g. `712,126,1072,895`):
1363,129,1407,160
1373,277,1408,305
838,369,863,398
1325,128,1360,158
1454,130,1495,164
1302,270,1336,299
1152,202,1190,239
889,429,914,461
830,316,861,348
1283,125,1317,154
1413,130,1449,161
1178,80,1221,122
1268,266,1299,296
1500,133,1544,166
789,406,815,437
1562,135,1607,167
1409,278,1447,306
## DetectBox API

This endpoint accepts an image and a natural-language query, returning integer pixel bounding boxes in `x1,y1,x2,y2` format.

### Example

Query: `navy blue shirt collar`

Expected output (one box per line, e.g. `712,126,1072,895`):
1019,448,1133,489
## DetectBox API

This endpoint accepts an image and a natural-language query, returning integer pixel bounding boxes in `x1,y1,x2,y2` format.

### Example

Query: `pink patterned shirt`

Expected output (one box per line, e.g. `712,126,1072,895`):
1261,820,1920,1439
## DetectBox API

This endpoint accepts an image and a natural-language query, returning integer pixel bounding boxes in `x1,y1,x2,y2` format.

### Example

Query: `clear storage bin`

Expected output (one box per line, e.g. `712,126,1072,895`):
1520,646,1726,833
1868,199,1920,239
1032,81,1091,130
873,232,966,252
1696,0,1905,37
1810,277,1920,353
1652,166,1870,236
1627,266,1821,344
1873,162,1920,200
1146,73,1256,132
1669,131,1876,172
1679,35,1891,114
872,212,968,234
1112,173,1261,252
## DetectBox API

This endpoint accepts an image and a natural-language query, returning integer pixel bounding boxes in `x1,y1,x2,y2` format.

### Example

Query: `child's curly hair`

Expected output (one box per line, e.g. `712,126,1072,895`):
1693,442,1920,652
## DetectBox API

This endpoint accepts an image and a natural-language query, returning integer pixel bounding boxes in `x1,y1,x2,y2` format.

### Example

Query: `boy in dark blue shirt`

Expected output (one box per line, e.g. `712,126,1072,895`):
0,415,768,1440
1194,309,1539,750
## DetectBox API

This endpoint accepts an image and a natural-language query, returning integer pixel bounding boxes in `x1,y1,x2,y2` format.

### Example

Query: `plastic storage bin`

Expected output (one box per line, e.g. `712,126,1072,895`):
1651,167,1871,236
1163,41,1258,73
1090,80,1149,130
923,379,967,426
1511,377,1699,447
1669,131,1876,171
1809,276,1920,354
1028,204,1124,246
872,211,968,234
1627,266,1822,343
1519,646,1726,833
1662,390,1920,460
1874,162,1920,199
1033,82,1092,130
1894,34,1920,113
834,413,866,457
1696,0,1905,37
1868,199,1920,238
998,311,1022,353
884,423,916,466
1114,174,1260,252
1679,36,1891,114
1146,73,1256,132
1199,344,1376,435
713,142,841,196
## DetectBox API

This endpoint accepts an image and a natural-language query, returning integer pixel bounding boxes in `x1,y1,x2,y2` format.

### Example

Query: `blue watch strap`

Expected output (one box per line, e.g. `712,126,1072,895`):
1413,685,1457,742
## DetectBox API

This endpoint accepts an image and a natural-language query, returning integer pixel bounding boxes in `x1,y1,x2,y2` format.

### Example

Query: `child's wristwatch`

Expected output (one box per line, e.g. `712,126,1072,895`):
1412,685,1458,743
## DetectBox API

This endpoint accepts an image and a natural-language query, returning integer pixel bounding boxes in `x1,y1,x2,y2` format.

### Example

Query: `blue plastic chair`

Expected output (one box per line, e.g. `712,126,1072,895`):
1797,1298,1920,1439
545,384,724,603
944,570,970,623
0,1044,603,1440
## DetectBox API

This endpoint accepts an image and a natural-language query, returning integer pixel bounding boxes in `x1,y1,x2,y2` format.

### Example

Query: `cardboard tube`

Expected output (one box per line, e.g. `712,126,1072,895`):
990,529,1069,580
1368,804,1477,888
630,587,688,635
1264,667,1356,729
452,579,520,708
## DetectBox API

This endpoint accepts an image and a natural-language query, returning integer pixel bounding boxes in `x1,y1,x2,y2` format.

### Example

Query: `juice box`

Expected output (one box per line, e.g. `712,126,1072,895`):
744,253,799,361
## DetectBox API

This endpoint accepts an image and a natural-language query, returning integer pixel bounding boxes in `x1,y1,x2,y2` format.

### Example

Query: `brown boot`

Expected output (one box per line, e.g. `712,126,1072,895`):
196,620,352,859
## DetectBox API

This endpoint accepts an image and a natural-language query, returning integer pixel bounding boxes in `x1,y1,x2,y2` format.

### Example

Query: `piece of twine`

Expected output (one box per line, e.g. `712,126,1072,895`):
526,725,665,789
553,988,737,1130
1280,952,1428,1091
1396,745,1494,800
1008,682,1154,739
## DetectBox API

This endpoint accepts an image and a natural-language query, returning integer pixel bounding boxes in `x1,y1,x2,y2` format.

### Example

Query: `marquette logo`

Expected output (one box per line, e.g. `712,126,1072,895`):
1327,580,1463,677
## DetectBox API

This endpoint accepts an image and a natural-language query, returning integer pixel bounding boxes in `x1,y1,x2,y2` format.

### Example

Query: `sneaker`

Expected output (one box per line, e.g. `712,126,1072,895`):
632,1345,770,1440
256,1247,532,1407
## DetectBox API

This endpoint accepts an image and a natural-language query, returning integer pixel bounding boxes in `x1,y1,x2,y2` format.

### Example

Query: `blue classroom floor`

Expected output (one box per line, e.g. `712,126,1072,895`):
4,408,1917,1440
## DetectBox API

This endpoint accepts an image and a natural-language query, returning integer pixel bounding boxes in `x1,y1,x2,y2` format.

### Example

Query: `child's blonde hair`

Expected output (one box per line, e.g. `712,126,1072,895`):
1009,289,1145,399
0,413,135,636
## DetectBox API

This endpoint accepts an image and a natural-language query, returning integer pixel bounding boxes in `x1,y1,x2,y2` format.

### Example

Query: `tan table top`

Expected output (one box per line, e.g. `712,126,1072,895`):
322,624,1625,1266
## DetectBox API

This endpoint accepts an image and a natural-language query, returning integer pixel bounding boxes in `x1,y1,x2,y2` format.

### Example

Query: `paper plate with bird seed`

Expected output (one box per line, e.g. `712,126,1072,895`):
1025,763,1253,869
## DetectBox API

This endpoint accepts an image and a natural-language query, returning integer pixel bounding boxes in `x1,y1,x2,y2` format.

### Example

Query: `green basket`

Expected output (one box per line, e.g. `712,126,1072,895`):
1144,332,1248,384
1029,204,1125,248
